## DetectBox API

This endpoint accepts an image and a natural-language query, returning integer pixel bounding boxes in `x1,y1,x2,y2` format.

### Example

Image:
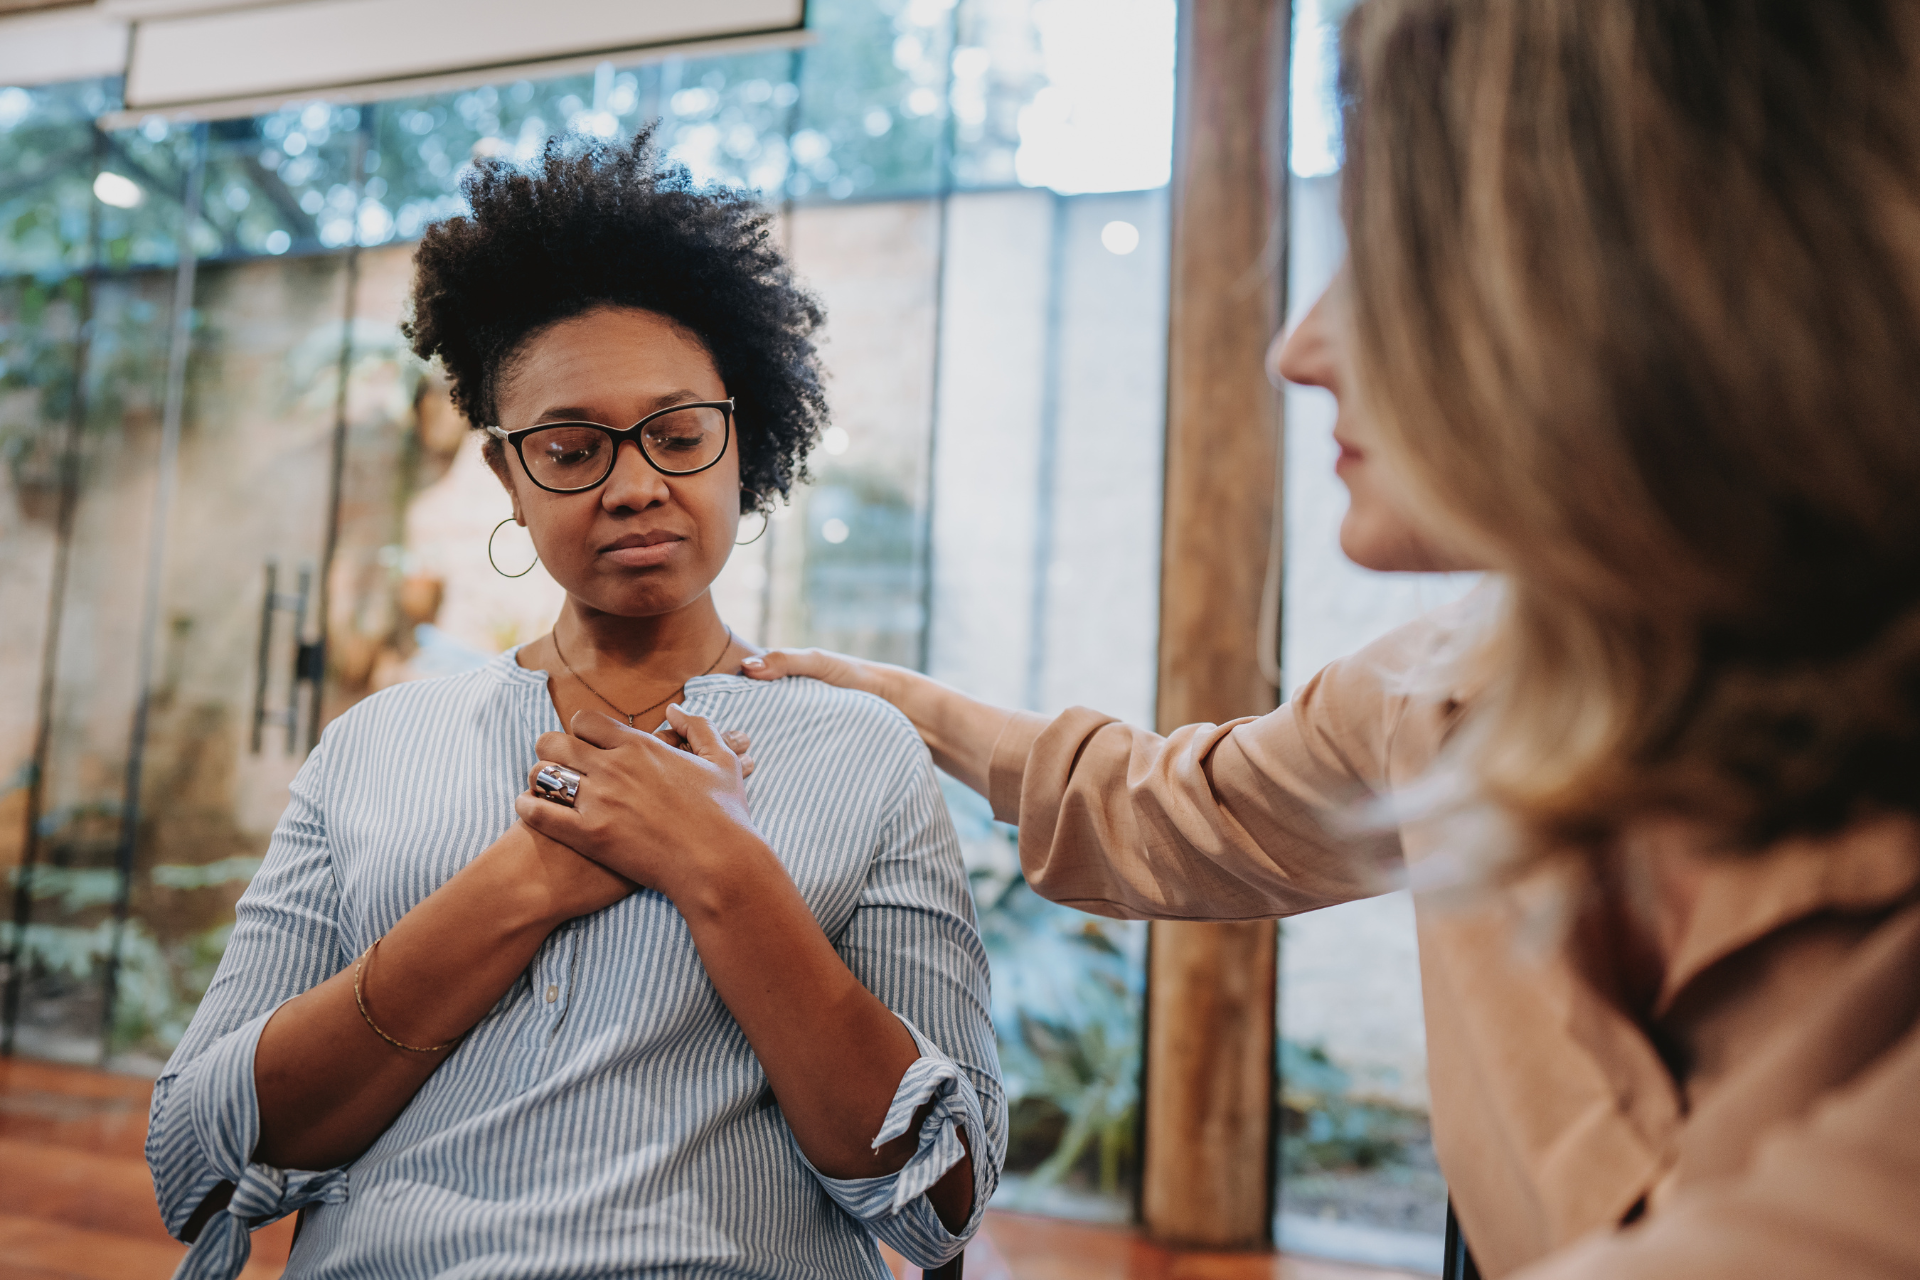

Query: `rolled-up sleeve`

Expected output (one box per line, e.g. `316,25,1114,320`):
146,736,354,1279
811,745,1005,1268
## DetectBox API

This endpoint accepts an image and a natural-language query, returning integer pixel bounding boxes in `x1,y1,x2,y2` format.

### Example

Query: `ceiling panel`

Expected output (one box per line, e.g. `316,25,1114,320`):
0,5,128,87
118,0,804,112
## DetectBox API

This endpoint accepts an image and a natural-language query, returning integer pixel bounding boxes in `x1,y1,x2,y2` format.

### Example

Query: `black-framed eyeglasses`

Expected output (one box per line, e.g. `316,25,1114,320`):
485,399,734,494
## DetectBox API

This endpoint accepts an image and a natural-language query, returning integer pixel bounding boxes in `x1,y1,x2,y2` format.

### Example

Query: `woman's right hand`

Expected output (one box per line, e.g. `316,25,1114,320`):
494,817,636,926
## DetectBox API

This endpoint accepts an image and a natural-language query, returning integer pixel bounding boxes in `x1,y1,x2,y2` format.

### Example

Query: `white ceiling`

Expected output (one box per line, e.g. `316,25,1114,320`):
1,0,807,119
0,6,130,88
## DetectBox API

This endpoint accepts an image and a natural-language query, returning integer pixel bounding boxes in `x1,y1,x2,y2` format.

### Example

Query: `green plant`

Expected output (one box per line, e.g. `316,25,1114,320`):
1279,1038,1428,1174
942,777,1144,1200
4,857,259,1054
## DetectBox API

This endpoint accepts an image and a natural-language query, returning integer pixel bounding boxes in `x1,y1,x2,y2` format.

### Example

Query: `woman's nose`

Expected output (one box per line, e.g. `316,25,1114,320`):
601,440,669,509
1266,330,1294,389
1271,296,1337,392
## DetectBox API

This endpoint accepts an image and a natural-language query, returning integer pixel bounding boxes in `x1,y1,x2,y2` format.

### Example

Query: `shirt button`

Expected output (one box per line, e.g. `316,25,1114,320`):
545,984,559,1004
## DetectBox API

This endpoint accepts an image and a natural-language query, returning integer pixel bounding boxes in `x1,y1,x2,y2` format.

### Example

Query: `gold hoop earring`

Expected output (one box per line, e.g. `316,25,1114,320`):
489,517,538,578
735,510,769,547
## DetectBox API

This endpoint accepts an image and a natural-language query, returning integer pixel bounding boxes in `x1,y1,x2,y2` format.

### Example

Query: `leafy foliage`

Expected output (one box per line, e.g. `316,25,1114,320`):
943,777,1143,1206
1279,1038,1428,1174
4,858,258,1053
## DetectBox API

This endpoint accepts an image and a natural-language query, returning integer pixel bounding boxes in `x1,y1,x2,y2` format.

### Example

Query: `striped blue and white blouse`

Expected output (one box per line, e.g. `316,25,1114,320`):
147,652,1006,1279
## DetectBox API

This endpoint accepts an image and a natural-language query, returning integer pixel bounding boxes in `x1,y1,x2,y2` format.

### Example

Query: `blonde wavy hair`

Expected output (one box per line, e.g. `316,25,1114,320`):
1341,0,1920,851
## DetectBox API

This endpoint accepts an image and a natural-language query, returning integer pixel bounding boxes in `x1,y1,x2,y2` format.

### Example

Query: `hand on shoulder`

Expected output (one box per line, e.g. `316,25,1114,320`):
741,648,899,703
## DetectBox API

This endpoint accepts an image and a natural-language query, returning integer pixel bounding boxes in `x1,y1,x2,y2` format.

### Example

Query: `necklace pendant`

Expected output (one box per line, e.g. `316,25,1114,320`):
551,624,732,734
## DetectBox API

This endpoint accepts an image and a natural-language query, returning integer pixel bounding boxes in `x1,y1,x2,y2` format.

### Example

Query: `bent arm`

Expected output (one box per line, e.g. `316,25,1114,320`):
670,837,980,1231
749,609,1464,922
988,695,1406,921
148,733,630,1275
251,823,617,1171
516,805,981,1231
515,709,996,1254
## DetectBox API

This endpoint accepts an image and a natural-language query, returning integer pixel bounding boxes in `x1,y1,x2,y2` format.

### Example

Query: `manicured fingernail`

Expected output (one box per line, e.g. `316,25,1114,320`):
741,657,763,668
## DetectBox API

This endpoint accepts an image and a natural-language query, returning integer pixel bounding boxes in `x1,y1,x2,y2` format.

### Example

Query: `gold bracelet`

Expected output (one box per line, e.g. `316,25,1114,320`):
352,937,459,1054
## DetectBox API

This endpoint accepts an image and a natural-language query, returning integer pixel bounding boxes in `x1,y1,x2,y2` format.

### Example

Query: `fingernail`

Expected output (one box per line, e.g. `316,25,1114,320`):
741,657,763,668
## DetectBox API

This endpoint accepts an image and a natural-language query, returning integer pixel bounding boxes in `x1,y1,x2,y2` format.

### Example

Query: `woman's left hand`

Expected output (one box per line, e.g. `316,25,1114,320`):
515,705,762,899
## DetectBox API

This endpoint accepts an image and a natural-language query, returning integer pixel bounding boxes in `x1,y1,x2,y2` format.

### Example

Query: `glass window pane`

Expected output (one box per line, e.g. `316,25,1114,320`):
763,198,941,663
375,76,598,235
196,107,369,258
947,0,1039,190
790,0,954,201
0,78,116,278
105,254,352,1065
320,240,514,723
0,274,85,1037
922,184,1168,1218
976,0,1176,196
652,50,806,197
96,118,207,270
1274,5,1471,1261
6,270,176,1063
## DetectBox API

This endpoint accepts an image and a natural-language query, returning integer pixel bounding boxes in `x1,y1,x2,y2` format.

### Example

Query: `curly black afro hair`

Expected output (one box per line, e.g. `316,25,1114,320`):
403,126,827,513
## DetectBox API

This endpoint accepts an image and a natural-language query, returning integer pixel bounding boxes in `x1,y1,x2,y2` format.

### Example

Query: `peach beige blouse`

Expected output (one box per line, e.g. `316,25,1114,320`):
987,600,1920,1280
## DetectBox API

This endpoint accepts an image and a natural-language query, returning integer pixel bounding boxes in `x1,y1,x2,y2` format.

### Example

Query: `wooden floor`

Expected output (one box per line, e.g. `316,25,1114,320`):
0,1058,291,1280
0,1058,1412,1280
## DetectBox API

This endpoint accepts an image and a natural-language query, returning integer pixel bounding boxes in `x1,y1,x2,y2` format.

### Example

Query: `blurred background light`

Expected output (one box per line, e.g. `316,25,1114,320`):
1100,219,1140,255
1289,0,1346,178
0,86,30,130
1014,0,1176,195
92,171,144,209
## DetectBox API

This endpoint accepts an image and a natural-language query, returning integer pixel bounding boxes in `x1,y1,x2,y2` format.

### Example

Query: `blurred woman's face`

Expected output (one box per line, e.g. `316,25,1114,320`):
490,306,741,618
1271,268,1471,573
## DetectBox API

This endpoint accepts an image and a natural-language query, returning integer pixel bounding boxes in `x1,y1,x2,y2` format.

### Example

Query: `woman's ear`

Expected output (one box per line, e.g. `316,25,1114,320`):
484,438,525,523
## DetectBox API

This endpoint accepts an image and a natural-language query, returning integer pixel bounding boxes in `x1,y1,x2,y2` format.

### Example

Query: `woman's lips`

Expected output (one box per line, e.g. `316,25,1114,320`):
1334,439,1365,473
600,533,683,567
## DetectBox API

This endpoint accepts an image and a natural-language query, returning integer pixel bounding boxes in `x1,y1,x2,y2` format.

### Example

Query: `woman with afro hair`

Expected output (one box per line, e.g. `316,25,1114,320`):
147,129,1003,1280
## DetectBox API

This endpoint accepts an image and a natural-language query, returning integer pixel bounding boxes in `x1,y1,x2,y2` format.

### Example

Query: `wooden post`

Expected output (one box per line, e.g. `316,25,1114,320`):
1143,0,1288,1250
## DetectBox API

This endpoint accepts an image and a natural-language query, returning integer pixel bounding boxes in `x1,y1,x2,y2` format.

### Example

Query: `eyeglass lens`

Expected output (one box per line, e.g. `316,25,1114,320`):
520,405,728,490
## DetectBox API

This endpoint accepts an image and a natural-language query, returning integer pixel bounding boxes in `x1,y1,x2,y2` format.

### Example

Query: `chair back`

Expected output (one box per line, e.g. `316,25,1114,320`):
1443,1201,1480,1280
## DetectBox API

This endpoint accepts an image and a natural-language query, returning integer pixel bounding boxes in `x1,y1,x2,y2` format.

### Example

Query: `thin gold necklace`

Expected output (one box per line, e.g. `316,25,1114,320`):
552,625,734,728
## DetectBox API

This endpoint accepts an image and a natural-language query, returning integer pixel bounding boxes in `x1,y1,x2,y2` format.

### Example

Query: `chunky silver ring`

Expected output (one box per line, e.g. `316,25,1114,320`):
532,763,583,808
